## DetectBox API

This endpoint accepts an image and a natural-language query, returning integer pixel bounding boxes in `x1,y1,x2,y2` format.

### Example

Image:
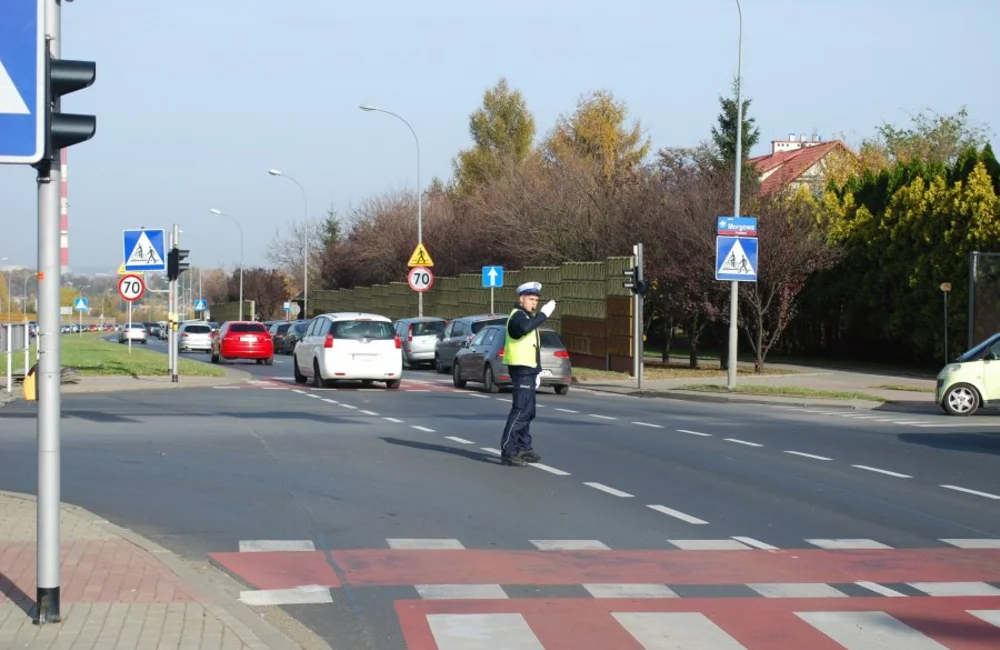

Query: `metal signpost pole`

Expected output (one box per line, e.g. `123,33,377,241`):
167,231,174,378
727,0,744,391
6,324,11,394
636,243,644,393
170,224,179,382
490,287,494,315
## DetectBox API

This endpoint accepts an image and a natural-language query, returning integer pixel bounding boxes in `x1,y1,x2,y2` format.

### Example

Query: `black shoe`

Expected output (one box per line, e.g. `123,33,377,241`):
518,450,541,463
501,455,527,467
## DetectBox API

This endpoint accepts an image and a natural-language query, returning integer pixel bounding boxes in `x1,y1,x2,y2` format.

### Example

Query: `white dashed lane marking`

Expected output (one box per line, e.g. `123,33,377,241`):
677,429,712,437
784,450,832,461
583,482,634,498
647,504,709,525
851,464,911,479
445,436,474,445
412,425,435,433
940,484,1000,500
724,438,763,448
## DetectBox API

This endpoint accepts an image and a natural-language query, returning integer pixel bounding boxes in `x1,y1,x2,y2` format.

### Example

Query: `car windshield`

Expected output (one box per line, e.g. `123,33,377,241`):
184,325,212,334
411,321,446,336
472,318,506,333
228,323,268,333
332,320,394,340
540,331,564,348
957,333,1000,362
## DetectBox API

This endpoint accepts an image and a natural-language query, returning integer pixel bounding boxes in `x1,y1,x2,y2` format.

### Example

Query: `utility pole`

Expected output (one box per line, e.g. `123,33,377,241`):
622,243,647,392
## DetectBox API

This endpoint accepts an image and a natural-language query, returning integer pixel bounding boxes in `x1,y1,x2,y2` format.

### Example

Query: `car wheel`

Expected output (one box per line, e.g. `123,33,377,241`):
293,357,306,384
312,360,324,388
386,379,401,390
943,383,980,416
435,354,446,374
554,384,569,395
452,362,467,388
265,357,274,366
483,366,499,393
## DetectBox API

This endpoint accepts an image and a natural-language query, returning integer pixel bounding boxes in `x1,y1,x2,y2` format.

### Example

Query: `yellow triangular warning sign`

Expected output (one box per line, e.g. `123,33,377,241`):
407,242,434,267
117,263,143,276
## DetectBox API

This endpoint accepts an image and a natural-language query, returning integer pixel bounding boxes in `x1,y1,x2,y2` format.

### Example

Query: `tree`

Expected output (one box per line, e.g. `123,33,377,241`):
229,268,289,320
710,76,761,170
544,90,650,180
738,189,837,372
266,204,341,295
453,77,536,194
200,268,230,305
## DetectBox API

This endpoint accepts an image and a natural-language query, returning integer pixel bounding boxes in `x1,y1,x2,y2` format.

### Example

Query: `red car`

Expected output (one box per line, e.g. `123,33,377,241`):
211,321,274,365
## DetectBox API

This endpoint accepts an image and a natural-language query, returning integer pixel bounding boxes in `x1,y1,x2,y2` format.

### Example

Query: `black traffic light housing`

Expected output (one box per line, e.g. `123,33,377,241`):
622,266,650,296
167,248,190,281
47,53,96,153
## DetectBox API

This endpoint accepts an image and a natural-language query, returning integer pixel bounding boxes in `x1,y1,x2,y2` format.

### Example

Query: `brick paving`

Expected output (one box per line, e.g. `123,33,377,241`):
0,492,300,650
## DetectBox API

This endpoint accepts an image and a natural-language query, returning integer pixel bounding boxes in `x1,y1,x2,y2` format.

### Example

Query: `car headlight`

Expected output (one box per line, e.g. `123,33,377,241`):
943,364,962,374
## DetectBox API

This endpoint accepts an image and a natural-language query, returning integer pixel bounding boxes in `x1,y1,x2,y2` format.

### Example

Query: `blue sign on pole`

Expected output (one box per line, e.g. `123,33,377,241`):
194,299,208,312
716,216,758,237
482,266,504,288
715,236,758,282
74,297,89,311
0,0,46,164
122,229,167,272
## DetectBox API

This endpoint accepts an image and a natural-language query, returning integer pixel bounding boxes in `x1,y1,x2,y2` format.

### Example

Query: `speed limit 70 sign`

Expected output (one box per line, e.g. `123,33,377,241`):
118,273,146,302
407,266,434,293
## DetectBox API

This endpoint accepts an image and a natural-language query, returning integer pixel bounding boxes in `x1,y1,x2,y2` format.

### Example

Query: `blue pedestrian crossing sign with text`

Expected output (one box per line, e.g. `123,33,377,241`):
716,236,758,282
482,266,504,288
74,297,89,311
194,299,208,312
0,0,46,164
123,229,167,272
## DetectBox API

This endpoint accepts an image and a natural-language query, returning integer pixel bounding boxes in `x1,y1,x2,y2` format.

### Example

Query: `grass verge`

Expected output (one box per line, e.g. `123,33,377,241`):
573,363,793,382
874,384,935,393
59,334,225,377
677,383,887,402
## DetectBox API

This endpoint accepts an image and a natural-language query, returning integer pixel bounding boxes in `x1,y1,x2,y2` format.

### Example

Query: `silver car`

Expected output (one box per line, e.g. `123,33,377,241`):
118,322,148,344
178,321,213,353
394,317,447,368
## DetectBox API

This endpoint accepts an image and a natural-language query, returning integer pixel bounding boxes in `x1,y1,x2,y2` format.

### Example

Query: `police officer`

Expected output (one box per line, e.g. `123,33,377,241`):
500,281,556,466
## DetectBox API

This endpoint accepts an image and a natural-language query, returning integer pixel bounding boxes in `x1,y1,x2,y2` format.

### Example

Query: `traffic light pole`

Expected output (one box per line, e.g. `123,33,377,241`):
169,224,179,382
34,0,63,625
633,243,644,392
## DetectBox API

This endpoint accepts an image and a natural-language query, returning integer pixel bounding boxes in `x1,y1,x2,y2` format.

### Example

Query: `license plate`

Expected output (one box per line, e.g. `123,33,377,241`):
541,369,552,376
240,336,255,342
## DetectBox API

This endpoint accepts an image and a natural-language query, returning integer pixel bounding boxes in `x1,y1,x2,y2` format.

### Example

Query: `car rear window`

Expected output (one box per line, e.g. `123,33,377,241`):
128,323,145,329
184,325,212,334
540,331,564,348
472,318,506,333
228,323,268,333
410,321,446,336
274,323,291,334
332,320,395,340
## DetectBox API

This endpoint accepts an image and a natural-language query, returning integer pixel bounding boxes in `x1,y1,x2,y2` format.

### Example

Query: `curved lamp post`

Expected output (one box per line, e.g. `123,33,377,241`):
209,209,245,320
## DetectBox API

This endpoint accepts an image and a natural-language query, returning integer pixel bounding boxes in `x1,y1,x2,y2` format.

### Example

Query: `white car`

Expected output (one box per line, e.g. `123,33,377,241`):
293,312,403,389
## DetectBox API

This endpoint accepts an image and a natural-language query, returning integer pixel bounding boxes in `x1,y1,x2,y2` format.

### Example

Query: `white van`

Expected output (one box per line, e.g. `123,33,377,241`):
293,312,403,389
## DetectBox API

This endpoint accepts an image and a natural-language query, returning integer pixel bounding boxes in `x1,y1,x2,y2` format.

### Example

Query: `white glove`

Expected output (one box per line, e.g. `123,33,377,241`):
540,300,556,317
535,374,541,389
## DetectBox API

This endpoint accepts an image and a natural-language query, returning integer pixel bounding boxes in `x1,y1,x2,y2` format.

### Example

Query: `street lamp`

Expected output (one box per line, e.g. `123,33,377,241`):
726,0,744,390
359,103,424,317
209,209,245,320
268,168,310,319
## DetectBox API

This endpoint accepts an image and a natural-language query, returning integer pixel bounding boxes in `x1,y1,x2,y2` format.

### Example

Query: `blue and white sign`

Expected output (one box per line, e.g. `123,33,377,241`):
283,301,291,311
194,299,208,312
716,216,758,237
482,266,504,288
0,0,46,164
716,236,758,282
74,297,89,311
123,229,166,272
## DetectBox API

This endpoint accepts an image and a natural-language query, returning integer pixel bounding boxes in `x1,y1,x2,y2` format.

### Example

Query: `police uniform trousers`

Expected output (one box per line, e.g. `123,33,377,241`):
500,366,538,458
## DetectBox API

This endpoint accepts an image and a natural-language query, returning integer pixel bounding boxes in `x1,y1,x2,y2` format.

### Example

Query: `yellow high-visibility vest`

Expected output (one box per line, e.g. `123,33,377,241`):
502,308,539,367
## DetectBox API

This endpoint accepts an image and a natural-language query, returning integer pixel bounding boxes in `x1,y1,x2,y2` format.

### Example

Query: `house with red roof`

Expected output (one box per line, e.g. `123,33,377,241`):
749,133,854,195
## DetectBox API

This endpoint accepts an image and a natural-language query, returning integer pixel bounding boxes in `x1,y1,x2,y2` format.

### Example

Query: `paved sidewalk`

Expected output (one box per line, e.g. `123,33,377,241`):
0,491,303,650
575,362,940,411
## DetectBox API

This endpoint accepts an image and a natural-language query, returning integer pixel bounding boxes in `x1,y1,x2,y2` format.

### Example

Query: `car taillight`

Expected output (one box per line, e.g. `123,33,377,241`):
324,333,334,348
497,347,504,358
394,334,402,349
554,350,570,358
407,324,413,342
181,333,188,337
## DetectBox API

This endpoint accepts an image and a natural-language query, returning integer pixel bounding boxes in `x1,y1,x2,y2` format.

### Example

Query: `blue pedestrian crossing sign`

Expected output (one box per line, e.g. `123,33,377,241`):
716,236,758,282
194,299,208,312
482,266,504,288
74,297,89,311
0,0,45,165
123,229,167,272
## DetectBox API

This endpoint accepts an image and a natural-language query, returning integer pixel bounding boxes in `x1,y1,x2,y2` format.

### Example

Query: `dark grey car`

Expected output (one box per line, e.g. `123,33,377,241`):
452,325,572,394
433,313,507,373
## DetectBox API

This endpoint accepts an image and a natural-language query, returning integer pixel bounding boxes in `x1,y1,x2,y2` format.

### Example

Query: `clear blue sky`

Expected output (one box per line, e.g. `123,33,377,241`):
1,0,996,273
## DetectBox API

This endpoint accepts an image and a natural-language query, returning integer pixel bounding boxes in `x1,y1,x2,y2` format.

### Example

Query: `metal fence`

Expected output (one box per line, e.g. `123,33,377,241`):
1,323,32,394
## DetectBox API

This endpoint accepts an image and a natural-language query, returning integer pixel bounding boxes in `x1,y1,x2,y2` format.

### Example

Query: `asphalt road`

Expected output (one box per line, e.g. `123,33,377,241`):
3,339,1000,648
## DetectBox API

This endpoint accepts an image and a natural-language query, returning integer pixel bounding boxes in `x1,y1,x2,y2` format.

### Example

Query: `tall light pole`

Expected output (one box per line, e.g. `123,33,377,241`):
268,169,310,319
726,0,744,390
209,209,245,320
1,257,9,317
359,103,424,317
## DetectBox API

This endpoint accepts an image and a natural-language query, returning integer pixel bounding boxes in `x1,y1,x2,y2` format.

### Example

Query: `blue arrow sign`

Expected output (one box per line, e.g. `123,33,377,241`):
123,229,167,272
74,297,89,311
194,299,208,312
0,0,46,164
482,266,504,288
715,236,758,282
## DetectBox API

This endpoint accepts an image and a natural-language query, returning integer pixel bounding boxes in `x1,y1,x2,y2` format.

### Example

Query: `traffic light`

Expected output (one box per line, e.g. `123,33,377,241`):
622,266,650,295
167,248,189,281
47,53,96,152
